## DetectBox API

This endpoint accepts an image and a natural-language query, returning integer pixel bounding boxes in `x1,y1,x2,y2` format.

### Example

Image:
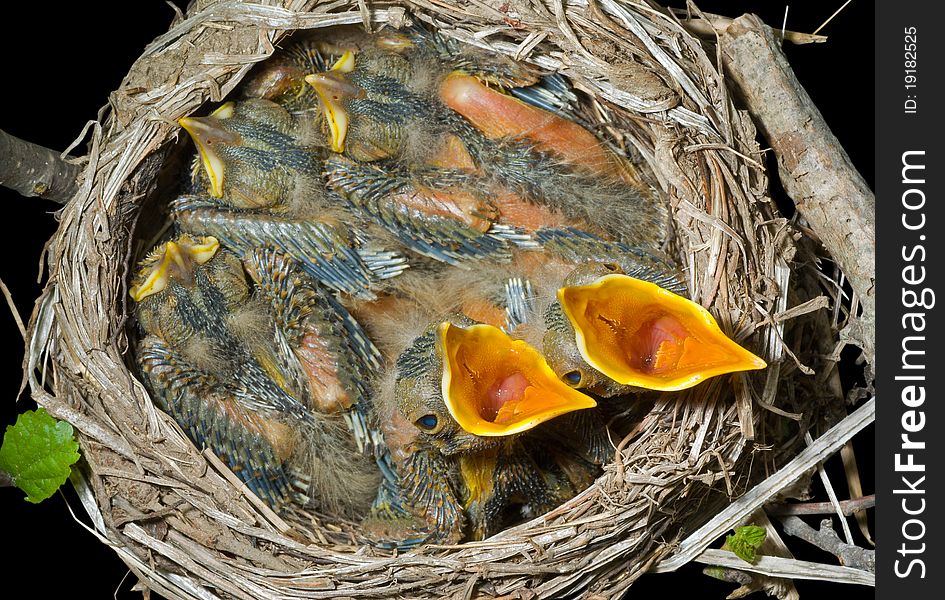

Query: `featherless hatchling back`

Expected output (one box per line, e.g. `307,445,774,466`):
23,1,866,597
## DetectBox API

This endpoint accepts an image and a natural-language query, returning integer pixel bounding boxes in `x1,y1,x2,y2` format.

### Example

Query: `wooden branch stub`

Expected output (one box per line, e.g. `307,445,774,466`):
0,128,80,204
668,9,828,45
718,15,875,365
780,516,876,573
767,494,875,517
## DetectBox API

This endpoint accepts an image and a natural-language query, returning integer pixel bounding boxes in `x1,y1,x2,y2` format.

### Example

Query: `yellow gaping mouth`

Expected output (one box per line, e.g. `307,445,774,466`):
178,103,239,198
305,52,362,153
130,235,220,302
438,322,596,437
558,274,767,391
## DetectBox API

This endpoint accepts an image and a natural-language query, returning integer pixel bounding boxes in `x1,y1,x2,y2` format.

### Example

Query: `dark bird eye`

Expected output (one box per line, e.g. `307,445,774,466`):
563,370,583,387
603,262,620,272
416,414,438,430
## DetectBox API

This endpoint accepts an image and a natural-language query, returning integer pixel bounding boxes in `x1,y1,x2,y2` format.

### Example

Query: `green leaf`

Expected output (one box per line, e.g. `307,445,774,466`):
724,525,767,564
0,408,80,503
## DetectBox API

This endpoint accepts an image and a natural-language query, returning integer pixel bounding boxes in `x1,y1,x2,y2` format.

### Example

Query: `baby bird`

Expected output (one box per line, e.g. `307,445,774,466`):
505,232,769,397
306,26,669,265
375,228,765,414
383,316,600,543
132,234,384,515
355,269,605,544
305,27,542,162
175,98,406,298
240,40,327,114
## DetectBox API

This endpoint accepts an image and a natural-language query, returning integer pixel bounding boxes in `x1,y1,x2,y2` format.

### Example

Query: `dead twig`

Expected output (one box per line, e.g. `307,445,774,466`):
767,494,875,517
667,8,827,45
779,516,875,573
705,511,799,600
654,398,875,573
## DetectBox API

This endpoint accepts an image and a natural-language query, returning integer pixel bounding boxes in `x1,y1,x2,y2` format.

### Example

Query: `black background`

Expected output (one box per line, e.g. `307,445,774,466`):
1,1,874,598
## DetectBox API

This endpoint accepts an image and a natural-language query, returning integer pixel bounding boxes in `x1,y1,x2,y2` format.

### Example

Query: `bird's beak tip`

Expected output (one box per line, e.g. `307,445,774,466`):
560,274,768,392
178,116,232,197
130,235,220,303
439,322,596,437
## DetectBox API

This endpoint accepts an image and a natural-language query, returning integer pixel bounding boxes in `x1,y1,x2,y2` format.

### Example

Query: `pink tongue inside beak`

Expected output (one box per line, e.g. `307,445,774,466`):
482,372,530,422
625,315,690,374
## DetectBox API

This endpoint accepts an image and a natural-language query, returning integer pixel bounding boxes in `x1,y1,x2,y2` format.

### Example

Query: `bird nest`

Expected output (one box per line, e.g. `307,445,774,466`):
25,0,849,597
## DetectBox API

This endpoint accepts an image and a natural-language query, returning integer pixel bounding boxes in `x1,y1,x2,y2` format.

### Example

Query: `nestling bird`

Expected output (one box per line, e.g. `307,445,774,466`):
132,234,386,515
305,26,670,269
351,268,605,543
175,98,406,298
381,315,601,543
240,40,328,114
304,27,542,162
507,232,768,398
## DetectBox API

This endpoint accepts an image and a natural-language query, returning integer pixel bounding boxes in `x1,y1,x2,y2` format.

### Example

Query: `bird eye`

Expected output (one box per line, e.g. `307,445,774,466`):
562,369,583,387
603,262,620,272
416,414,439,431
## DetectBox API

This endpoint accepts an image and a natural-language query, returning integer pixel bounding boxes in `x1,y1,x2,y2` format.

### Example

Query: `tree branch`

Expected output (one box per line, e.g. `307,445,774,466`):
718,15,875,365
767,494,875,517
779,516,875,573
0,128,81,204
668,8,828,45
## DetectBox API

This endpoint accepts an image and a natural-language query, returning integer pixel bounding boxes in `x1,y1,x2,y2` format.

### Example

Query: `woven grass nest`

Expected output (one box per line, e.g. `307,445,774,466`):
24,0,868,597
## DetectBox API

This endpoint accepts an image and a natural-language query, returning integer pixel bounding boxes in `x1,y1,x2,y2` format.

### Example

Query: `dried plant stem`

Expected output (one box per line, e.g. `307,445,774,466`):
707,511,800,600
695,549,874,587
703,565,753,585
718,14,875,363
0,128,80,204
841,442,874,544
0,276,27,340
806,432,855,545
813,1,853,36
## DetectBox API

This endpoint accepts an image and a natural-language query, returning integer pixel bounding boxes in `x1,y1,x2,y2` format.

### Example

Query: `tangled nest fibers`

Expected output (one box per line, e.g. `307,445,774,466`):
25,0,855,597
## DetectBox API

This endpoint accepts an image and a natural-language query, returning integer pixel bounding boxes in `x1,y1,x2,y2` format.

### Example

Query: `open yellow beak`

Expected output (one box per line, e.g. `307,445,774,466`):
305,51,361,153
178,103,239,198
130,236,219,302
559,274,767,391
438,322,597,437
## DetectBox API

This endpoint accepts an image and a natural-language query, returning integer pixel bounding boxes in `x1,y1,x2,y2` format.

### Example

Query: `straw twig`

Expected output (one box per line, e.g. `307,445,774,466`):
695,549,874,586
655,398,875,572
